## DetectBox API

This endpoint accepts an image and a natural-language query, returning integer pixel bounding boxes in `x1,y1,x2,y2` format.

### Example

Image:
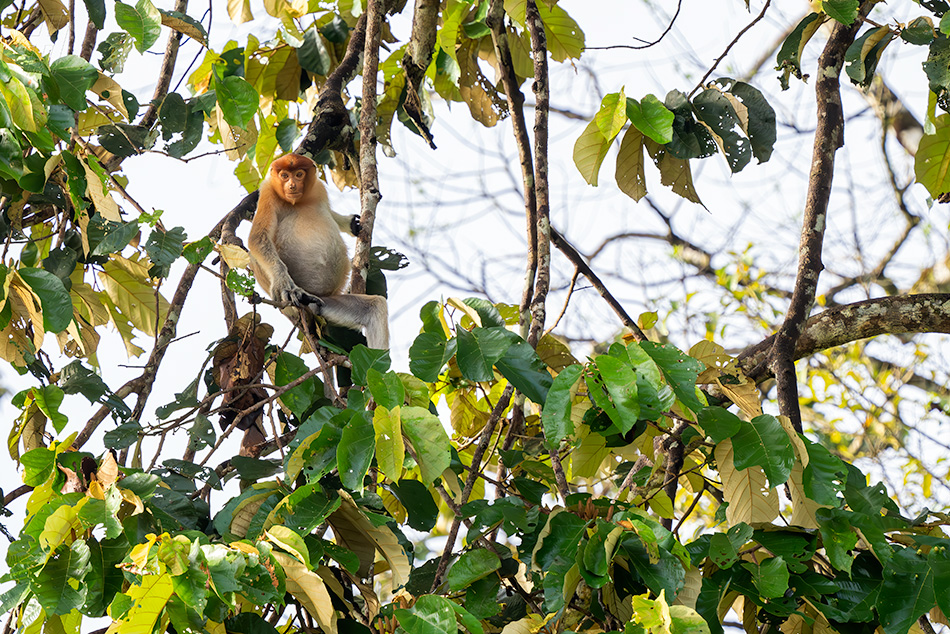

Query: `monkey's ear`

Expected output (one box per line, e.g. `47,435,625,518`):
350,215,362,236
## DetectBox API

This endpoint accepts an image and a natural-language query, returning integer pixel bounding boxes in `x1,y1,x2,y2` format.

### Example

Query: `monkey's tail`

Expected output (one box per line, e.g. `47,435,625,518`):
312,295,389,350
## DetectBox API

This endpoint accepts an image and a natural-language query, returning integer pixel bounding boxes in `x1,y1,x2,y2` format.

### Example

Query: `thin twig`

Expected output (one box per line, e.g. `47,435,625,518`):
688,0,772,98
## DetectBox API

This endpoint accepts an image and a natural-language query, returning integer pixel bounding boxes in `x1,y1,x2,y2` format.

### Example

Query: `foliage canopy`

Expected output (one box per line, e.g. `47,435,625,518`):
2,1,950,634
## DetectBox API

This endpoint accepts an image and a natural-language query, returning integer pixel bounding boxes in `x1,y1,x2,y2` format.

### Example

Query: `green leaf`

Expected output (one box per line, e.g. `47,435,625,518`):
775,13,826,90
391,479,438,532
697,407,741,443
446,548,501,592
573,91,627,186
877,548,935,634
541,364,583,449
19,268,73,333
231,456,280,480
367,369,405,410
724,80,776,163
624,342,676,420
104,421,142,450
50,56,98,111
916,113,950,199
145,226,186,277
742,556,789,599
33,385,68,434
730,414,795,487
582,520,623,587
83,0,107,28
338,412,375,490
615,125,647,201
266,525,311,568
903,16,935,45
297,28,331,75
183,236,214,264
274,352,323,418
626,95,674,144
158,93,188,134
692,88,752,173
447,550,500,592
587,355,639,434
532,509,588,571
494,339,552,405
815,508,858,574
401,406,451,484
396,594,458,634
803,440,846,505
456,327,511,382
535,1,584,62
214,73,258,128
88,218,139,256
822,0,859,24
21,447,56,486
350,345,391,386
33,540,90,615
844,26,895,88
409,332,452,382
639,342,705,413
115,0,162,52
929,546,950,619
373,405,405,482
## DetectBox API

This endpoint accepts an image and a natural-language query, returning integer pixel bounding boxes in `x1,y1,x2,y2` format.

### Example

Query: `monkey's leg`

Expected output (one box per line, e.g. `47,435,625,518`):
311,295,389,349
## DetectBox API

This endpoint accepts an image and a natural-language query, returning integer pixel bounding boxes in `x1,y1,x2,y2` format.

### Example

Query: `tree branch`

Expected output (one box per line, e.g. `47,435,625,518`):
739,294,950,383
350,0,385,294
766,4,871,432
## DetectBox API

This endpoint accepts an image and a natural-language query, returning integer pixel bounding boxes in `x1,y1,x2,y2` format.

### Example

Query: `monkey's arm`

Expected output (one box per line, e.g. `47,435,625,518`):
248,204,319,307
329,210,361,236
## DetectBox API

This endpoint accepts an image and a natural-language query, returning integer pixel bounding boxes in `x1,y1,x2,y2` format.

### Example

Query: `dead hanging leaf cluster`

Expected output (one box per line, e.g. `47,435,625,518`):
211,313,274,456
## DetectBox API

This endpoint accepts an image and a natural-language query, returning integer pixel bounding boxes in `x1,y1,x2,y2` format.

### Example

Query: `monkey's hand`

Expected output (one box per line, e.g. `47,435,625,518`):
350,215,362,236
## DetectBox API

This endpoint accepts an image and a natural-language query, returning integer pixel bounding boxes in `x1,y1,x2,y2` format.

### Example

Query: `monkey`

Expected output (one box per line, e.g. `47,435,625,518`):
248,153,389,349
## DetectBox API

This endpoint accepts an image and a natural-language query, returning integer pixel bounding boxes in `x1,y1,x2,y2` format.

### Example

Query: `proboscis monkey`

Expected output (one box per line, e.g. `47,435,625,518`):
249,153,389,349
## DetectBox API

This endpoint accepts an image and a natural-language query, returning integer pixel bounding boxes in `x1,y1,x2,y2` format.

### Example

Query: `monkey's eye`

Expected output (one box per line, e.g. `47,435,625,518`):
295,171,305,179
279,172,290,180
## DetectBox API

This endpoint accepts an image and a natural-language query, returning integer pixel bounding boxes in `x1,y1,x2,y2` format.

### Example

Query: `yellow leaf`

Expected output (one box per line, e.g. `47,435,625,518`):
88,480,105,500
226,0,253,23
80,158,121,222
788,463,821,529
99,293,145,358
92,74,129,120
120,488,145,515
273,552,337,634
616,126,647,201
216,243,250,269
266,526,311,566
230,486,280,538
0,75,37,132
570,427,608,479
160,12,207,47
535,1,584,62
229,542,260,556
39,503,81,552
715,439,778,524
98,255,170,338
97,452,120,487
128,534,158,571
327,491,409,590
106,573,173,634
373,405,405,482
215,105,257,161
647,491,674,519
38,0,69,33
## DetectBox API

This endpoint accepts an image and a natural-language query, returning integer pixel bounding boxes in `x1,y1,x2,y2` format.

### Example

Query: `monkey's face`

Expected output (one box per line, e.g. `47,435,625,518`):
277,168,308,204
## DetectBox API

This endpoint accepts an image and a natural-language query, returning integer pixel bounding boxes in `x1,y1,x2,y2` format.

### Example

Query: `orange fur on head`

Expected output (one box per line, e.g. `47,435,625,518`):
268,153,320,206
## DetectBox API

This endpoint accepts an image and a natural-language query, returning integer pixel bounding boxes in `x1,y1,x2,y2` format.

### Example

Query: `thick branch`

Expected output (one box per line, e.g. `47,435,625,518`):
351,0,385,293
525,0,550,348
486,0,538,341
401,0,439,146
739,294,950,383
766,5,871,432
